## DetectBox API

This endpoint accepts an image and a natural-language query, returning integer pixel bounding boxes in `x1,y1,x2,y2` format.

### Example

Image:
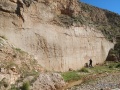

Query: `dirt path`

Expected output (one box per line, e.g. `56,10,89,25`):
67,72,120,90
61,79,83,90
61,73,102,90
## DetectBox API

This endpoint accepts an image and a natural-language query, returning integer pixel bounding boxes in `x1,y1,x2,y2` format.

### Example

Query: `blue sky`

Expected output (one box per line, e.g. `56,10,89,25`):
80,0,120,15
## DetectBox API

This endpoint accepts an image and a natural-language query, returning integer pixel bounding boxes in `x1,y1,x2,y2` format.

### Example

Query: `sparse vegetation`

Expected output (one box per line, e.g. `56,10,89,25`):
115,63,120,68
108,65,113,68
78,68,89,73
57,2,120,62
0,78,9,89
0,42,41,90
6,62,18,69
61,71,81,82
21,81,30,90
58,2,120,44
61,61,120,82
12,47,26,54
22,70,39,79
15,48,25,53
10,84,18,90
1,0,120,89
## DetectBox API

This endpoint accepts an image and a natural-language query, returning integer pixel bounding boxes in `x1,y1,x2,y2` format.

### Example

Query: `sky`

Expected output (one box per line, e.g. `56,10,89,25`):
80,0,120,15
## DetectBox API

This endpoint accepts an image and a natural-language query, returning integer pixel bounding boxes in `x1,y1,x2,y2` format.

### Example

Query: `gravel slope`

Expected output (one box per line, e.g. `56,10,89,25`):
68,72,120,90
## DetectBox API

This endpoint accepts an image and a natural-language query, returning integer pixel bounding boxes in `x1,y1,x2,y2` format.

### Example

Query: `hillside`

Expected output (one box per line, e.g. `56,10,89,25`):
1,0,120,90
0,36,41,89
0,0,120,72
0,0,120,71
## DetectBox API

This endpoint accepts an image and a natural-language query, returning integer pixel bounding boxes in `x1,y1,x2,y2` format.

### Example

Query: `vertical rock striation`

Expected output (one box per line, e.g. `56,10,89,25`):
0,0,118,71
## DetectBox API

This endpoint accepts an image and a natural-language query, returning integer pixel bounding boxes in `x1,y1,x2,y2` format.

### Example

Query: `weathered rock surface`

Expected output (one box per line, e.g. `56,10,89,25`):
0,37,41,87
0,0,116,72
32,73,65,90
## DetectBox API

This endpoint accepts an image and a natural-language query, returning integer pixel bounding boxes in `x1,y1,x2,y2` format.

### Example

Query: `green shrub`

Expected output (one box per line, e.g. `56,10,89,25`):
79,68,89,73
21,81,30,90
108,65,113,68
15,48,21,52
115,63,120,68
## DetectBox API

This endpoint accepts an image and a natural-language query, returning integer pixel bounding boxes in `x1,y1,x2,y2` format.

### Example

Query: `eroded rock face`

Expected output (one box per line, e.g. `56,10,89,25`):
0,37,42,86
0,0,114,71
0,0,17,13
32,73,65,90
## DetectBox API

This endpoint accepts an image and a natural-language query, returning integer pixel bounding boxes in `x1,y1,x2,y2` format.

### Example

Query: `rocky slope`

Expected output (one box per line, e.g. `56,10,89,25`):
0,36,41,89
31,73,65,90
0,36,65,90
0,0,120,72
69,72,120,90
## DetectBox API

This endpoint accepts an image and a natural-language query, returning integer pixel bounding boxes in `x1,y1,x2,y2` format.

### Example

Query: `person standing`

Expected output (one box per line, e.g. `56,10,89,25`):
89,59,93,67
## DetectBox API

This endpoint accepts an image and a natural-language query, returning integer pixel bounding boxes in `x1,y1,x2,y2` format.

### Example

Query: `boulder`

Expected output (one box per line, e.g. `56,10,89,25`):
32,73,66,90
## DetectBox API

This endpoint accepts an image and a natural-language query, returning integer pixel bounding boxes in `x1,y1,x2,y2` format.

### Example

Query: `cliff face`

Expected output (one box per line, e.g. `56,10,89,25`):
0,0,118,71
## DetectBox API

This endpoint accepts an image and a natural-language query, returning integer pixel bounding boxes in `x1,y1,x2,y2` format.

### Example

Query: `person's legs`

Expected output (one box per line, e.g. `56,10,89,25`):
89,63,92,67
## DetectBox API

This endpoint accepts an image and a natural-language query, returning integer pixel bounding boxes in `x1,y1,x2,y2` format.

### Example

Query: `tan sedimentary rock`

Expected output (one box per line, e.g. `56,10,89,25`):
32,73,66,90
0,0,114,72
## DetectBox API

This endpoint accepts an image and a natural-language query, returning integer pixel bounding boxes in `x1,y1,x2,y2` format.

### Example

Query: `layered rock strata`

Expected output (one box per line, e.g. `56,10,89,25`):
0,0,115,71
